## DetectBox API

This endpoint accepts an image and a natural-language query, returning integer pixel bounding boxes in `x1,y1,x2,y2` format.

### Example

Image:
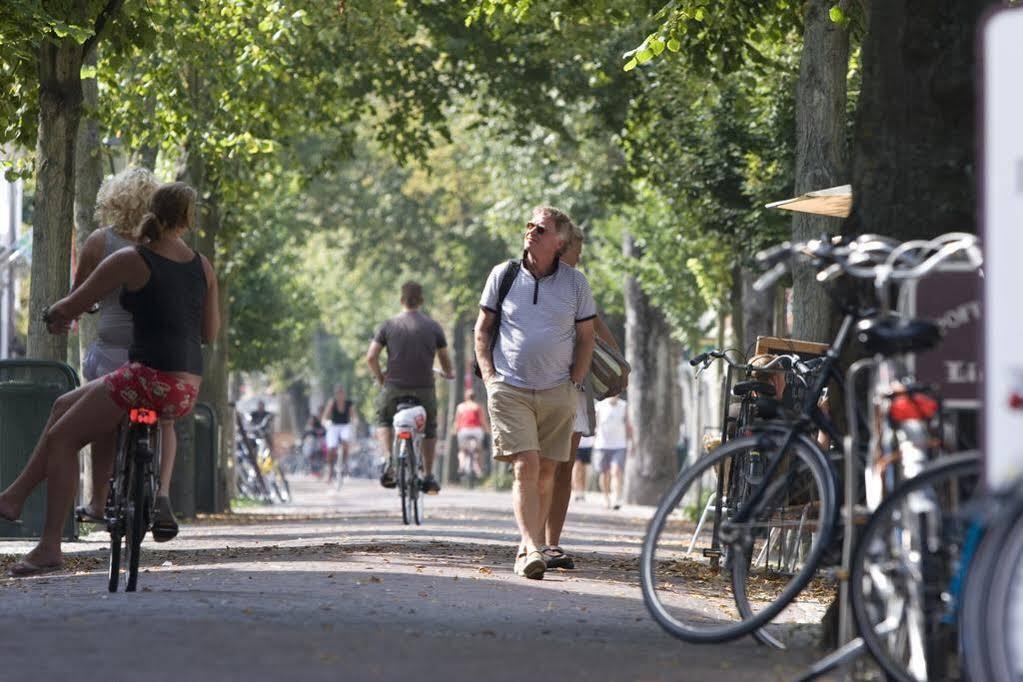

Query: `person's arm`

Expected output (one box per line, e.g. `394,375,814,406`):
436,346,455,380
200,254,220,344
570,318,596,386
350,403,360,428
474,308,499,381
71,229,106,292
625,408,634,448
46,247,146,329
366,340,386,385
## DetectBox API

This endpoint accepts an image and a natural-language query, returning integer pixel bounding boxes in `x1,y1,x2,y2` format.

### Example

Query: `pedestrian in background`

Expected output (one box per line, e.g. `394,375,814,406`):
593,394,632,510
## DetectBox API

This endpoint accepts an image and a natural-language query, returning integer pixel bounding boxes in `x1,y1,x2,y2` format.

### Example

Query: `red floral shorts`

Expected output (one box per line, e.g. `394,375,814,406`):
103,363,199,420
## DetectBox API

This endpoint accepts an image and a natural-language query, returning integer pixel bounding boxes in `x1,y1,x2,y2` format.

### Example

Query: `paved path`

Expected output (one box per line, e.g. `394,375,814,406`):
0,477,834,681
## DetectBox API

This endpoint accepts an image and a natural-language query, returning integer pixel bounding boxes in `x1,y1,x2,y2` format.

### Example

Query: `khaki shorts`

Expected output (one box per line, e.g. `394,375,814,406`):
485,378,577,463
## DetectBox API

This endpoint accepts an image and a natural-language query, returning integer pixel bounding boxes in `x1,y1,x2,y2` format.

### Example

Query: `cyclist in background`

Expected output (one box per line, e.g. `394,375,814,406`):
453,389,489,479
321,385,358,483
0,182,219,576
366,281,454,495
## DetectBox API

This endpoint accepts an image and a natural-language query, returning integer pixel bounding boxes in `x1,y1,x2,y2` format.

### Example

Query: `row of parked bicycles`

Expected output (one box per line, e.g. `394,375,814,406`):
233,412,291,505
640,232,1022,681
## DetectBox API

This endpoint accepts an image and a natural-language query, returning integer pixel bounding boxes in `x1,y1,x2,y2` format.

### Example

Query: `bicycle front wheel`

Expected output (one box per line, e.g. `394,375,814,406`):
107,484,123,593
850,452,980,682
640,429,836,644
978,493,1023,682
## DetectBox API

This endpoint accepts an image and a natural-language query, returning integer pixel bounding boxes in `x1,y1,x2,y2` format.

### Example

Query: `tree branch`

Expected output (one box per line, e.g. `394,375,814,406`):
82,0,125,60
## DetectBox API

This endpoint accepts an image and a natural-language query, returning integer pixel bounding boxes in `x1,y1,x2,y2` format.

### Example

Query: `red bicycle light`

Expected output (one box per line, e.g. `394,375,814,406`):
129,408,158,425
397,431,412,440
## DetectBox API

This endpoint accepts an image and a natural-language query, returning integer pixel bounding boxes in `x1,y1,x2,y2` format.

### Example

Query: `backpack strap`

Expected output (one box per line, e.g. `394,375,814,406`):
490,259,521,352
473,259,521,378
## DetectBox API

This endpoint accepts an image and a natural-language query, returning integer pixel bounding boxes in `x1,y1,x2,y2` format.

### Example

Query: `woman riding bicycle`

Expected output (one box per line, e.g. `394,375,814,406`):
0,182,219,577
71,167,184,542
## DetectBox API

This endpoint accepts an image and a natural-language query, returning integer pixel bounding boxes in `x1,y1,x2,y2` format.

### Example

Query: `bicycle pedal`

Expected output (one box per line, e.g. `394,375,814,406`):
702,548,723,560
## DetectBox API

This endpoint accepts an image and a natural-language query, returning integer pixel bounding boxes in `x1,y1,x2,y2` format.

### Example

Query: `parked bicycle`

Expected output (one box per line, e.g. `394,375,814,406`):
640,232,982,651
233,412,290,504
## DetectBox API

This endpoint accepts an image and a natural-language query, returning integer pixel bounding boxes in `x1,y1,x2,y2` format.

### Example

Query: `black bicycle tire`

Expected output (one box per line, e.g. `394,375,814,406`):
399,441,410,525
125,447,149,592
850,452,980,682
412,446,422,526
979,492,1023,682
640,430,836,643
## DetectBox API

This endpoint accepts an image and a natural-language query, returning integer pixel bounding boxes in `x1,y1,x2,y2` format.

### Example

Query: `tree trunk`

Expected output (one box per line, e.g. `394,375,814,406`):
742,269,774,354
73,50,104,506
847,0,993,240
790,0,851,344
27,39,86,361
622,234,682,505
443,312,467,486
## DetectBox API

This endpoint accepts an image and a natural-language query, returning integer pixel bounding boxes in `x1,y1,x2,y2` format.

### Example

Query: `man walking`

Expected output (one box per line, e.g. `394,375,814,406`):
366,281,454,494
475,205,596,580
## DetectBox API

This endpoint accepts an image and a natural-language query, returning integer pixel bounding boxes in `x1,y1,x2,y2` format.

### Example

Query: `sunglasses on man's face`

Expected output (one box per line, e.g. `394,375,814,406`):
526,222,548,236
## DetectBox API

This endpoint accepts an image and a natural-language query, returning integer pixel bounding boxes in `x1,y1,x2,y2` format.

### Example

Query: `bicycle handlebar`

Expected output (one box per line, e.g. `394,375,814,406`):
753,232,981,292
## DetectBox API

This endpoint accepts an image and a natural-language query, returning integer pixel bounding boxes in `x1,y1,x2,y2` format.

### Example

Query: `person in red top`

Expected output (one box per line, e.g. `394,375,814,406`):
452,390,490,479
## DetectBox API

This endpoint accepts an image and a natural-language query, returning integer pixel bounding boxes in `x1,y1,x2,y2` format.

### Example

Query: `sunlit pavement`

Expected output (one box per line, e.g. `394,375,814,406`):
0,476,834,681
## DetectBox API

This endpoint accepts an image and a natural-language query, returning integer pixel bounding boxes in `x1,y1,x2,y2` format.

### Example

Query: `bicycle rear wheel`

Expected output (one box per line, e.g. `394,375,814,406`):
398,441,411,525
850,452,980,682
640,429,835,644
412,455,422,526
124,447,151,593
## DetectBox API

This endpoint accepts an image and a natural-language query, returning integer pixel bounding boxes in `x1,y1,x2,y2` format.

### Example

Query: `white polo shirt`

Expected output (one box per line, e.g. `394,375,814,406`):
480,258,597,391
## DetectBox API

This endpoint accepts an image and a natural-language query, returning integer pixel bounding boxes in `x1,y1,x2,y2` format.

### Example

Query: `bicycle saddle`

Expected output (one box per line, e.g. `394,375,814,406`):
732,380,776,398
395,396,423,412
857,315,942,356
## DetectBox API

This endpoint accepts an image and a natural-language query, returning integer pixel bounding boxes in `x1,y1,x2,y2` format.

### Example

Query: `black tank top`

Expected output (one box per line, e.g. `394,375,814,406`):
121,246,207,374
330,399,353,424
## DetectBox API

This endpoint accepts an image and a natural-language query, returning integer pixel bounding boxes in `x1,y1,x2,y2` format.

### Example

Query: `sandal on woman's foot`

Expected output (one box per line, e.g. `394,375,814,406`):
542,545,575,570
74,505,105,524
151,496,179,543
8,557,63,578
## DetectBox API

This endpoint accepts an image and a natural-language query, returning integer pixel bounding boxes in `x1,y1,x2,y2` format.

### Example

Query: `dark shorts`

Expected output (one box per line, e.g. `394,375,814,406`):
375,384,439,439
576,446,593,465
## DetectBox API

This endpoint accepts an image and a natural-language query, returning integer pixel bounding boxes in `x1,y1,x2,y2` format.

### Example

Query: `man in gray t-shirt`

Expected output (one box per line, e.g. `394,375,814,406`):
366,281,454,494
474,205,596,580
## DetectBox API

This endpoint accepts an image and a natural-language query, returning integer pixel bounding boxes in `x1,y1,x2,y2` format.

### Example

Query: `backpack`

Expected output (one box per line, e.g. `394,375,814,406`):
472,259,521,378
589,336,630,400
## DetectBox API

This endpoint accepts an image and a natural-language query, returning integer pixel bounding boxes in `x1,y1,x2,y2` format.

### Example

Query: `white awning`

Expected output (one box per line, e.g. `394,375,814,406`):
765,184,852,218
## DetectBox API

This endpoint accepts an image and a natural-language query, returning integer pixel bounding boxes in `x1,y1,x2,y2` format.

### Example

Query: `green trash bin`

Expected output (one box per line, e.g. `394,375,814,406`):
169,413,197,520
193,403,219,514
0,360,80,539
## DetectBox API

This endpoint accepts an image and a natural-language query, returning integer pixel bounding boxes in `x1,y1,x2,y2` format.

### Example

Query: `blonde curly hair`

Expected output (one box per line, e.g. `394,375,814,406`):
94,167,159,237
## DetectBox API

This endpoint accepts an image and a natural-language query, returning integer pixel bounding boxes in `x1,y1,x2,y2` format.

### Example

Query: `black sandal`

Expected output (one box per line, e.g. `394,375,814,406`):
151,496,179,542
542,545,575,570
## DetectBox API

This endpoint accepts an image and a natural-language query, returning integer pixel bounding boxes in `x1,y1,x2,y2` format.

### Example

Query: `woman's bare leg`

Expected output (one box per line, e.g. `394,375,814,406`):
157,420,176,497
545,432,580,547
24,382,126,564
85,428,118,515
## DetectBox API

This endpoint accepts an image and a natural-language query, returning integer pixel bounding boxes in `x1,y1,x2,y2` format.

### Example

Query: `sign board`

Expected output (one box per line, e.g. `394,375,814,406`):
982,8,1023,490
906,272,982,408
753,336,829,362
